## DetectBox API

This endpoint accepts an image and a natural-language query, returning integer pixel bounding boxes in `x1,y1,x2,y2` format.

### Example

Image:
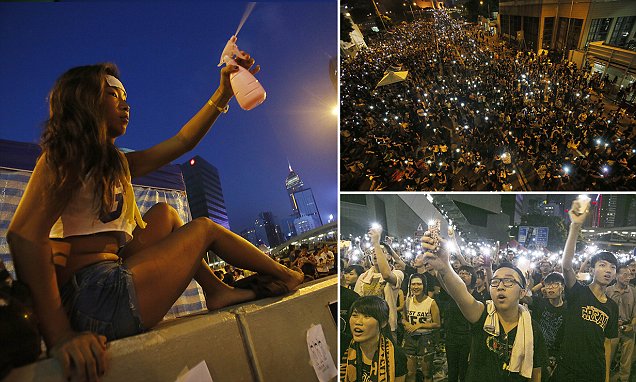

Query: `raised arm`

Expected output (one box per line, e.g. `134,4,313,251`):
483,254,493,285
369,226,398,287
384,240,407,270
126,55,259,178
422,233,484,324
448,226,469,266
563,199,588,288
7,156,107,381
578,254,592,275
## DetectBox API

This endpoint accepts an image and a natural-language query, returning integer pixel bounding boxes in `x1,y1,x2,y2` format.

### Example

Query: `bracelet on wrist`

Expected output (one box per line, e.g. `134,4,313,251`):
207,98,229,114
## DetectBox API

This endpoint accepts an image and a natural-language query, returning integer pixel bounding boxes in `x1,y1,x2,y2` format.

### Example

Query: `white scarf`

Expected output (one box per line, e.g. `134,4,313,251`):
483,300,534,378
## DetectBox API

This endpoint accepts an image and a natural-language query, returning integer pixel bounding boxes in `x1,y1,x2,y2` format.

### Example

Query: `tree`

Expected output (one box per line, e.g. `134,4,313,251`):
513,214,569,252
341,13,355,43
342,0,375,25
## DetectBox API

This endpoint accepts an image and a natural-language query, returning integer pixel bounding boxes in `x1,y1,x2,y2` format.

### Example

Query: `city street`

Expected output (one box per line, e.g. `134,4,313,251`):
341,10,635,191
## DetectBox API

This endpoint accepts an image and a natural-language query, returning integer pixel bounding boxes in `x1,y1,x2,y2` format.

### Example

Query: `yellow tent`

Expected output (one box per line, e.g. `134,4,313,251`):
375,70,409,88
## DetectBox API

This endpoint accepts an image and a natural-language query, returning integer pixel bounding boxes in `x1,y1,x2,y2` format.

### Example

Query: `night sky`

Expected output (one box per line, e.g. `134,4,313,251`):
0,1,338,233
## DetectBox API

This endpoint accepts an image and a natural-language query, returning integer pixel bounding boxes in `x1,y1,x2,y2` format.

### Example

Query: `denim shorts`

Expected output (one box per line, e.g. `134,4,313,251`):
59,260,145,341
402,331,435,356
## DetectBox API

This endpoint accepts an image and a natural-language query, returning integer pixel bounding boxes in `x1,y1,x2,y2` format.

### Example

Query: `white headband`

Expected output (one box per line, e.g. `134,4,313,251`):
105,75,126,96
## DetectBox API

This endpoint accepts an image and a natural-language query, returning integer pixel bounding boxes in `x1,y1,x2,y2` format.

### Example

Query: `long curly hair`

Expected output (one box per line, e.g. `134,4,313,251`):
41,63,128,217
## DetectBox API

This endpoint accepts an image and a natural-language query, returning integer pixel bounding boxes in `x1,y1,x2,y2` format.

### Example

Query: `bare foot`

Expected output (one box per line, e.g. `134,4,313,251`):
205,287,256,311
280,267,304,291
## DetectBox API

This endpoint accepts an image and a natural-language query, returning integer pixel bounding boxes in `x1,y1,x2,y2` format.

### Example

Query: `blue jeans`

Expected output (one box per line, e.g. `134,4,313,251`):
59,260,145,341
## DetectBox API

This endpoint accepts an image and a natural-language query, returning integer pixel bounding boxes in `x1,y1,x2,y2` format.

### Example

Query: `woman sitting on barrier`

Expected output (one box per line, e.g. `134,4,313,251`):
7,56,303,382
341,295,407,382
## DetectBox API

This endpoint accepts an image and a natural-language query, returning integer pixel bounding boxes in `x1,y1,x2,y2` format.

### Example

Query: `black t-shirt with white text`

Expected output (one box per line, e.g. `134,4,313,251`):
465,308,548,382
528,295,566,356
557,282,619,381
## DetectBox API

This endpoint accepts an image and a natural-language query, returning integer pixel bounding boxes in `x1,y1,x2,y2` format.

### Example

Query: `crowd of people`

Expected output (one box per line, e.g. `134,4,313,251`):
286,243,338,281
215,242,337,286
340,199,635,382
340,11,636,191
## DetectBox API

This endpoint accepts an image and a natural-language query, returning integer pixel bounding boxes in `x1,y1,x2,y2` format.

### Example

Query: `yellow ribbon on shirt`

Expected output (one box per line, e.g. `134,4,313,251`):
121,153,147,230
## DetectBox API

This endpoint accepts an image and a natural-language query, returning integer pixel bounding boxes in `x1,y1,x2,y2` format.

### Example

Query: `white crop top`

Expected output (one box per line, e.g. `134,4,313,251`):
405,296,434,334
49,161,147,249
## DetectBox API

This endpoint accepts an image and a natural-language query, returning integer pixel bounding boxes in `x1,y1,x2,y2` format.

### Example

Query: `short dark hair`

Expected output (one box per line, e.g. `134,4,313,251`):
544,272,565,285
617,264,630,274
590,251,617,268
345,265,365,276
408,273,428,295
348,296,390,337
458,265,477,288
495,262,526,289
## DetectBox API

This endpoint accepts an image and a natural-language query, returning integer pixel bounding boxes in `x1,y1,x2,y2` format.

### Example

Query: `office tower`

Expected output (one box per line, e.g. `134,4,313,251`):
598,194,635,228
240,227,260,247
285,163,304,218
180,156,230,229
285,163,323,236
255,211,284,248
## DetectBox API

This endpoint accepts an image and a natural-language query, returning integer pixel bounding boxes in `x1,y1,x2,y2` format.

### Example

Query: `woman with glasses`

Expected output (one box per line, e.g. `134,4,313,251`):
402,274,440,382
421,232,547,382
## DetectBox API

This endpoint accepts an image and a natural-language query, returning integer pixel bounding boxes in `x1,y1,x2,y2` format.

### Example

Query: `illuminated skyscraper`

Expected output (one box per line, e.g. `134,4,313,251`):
240,227,261,247
285,162,304,218
597,194,635,228
180,156,230,229
284,163,323,236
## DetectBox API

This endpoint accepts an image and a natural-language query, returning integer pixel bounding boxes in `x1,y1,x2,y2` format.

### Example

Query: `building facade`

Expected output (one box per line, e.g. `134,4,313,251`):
498,0,635,86
240,227,260,247
255,211,284,248
180,156,230,229
597,194,636,228
284,164,323,238
285,163,304,218
498,0,635,53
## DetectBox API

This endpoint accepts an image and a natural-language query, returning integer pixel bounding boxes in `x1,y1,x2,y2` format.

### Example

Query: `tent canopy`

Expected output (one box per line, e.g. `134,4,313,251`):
375,70,409,88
